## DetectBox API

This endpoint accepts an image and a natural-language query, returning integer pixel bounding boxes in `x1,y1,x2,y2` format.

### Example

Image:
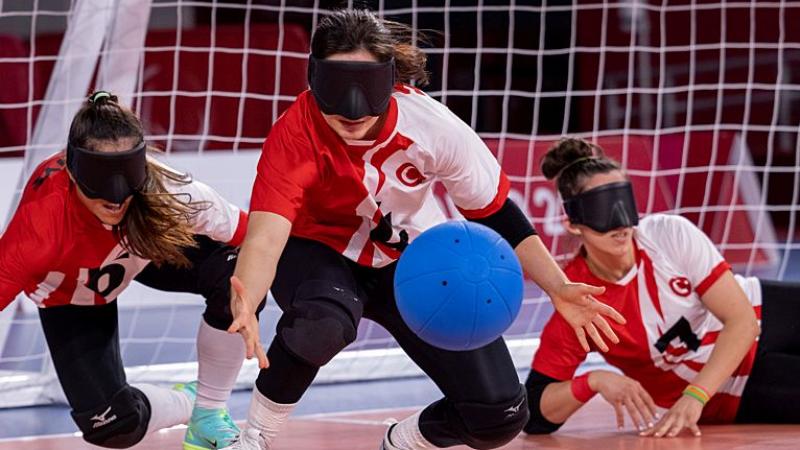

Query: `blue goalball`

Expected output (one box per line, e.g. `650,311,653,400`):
394,221,524,351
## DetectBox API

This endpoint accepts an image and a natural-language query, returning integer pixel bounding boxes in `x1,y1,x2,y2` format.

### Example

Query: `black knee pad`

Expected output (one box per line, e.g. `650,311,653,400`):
453,385,529,449
71,385,151,449
276,280,363,367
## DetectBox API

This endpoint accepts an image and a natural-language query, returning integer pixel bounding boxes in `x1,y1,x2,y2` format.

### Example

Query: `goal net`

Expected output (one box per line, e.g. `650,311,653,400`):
0,0,796,407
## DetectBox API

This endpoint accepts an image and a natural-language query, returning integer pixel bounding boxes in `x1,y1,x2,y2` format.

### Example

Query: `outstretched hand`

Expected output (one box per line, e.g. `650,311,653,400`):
228,275,269,369
640,395,703,438
551,282,625,352
590,370,660,431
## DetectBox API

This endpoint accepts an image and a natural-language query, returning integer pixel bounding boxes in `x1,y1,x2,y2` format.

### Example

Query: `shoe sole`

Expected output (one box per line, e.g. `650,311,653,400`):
183,441,215,450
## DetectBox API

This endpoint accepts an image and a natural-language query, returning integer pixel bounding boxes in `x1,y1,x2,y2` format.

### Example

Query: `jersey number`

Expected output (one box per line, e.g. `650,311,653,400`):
654,317,700,353
369,210,409,251
85,264,127,297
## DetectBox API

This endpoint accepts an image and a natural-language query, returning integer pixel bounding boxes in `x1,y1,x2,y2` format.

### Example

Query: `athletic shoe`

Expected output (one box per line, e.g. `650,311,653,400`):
217,427,268,450
379,421,400,450
173,381,198,404
183,406,241,450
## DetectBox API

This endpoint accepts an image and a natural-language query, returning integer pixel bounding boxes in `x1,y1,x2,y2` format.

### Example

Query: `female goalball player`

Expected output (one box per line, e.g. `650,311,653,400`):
223,10,625,450
524,137,800,438
0,91,261,449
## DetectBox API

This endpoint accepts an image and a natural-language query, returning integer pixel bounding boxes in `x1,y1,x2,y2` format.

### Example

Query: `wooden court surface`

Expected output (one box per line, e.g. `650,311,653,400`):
1,397,798,449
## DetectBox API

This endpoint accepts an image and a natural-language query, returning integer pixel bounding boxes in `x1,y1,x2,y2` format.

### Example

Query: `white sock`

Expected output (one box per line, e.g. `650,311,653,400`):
136,383,192,434
245,387,296,448
390,410,436,450
196,319,245,409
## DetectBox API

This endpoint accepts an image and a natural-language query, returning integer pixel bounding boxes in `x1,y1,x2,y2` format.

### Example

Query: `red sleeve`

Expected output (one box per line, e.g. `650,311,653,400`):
227,210,248,247
457,172,510,219
532,313,589,381
695,260,732,296
249,114,318,222
0,203,55,310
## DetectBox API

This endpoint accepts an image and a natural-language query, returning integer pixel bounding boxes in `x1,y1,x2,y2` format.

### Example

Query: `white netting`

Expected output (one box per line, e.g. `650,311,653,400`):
0,0,797,407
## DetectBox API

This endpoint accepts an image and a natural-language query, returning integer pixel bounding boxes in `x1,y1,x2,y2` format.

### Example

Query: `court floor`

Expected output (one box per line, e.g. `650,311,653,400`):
1,396,798,450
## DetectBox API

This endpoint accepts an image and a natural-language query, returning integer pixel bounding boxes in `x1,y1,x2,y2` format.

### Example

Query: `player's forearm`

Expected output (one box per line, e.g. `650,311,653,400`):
233,211,291,310
690,317,759,396
538,379,584,424
515,235,569,298
692,272,761,396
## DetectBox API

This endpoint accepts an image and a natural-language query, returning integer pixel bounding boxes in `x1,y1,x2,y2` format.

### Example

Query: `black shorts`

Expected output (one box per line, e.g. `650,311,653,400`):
270,236,521,406
134,235,245,330
736,279,800,423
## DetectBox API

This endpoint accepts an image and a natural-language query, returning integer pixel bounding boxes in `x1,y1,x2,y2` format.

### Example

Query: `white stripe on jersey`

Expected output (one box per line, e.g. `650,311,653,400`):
30,271,66,306
344,197,378,262
717,374,750,397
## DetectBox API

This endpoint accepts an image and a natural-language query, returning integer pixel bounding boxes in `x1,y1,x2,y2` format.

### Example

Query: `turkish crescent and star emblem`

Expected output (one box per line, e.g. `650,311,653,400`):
395,162,425,187
669,276,692,297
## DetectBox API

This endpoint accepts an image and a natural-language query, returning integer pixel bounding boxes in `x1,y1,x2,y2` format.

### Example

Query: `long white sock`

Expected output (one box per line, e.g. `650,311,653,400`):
196,319,245,409
390,410,436,450
245,387,296,448
136,383,193,434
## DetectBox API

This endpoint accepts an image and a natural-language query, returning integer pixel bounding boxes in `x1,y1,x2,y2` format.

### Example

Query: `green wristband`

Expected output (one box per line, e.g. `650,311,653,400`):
682,385,710,406
682,389,707,405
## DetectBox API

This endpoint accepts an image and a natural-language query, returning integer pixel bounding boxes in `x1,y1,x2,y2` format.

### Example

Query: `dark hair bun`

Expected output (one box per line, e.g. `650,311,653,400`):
540,137,603,180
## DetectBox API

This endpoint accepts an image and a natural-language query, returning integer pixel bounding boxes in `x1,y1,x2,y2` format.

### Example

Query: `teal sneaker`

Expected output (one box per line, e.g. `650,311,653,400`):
183,406,241,450
173,381,198,403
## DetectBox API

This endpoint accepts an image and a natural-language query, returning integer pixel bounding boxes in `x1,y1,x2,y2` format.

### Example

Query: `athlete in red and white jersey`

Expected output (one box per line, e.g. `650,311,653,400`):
534,214,760,422
222,10,624,450
0,92,258,450
524,137,800,438
251,84,507,268
0,152,246,309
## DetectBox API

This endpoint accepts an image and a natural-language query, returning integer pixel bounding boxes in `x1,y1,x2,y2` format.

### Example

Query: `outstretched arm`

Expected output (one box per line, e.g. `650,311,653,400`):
468,197,625,352
516,235,625,352
227,211,292,368
642,271,759,438
531,370,659,433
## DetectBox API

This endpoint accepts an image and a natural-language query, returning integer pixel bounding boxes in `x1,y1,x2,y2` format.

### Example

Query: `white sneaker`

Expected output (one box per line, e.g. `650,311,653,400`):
218,428,267,450
379,420,400,450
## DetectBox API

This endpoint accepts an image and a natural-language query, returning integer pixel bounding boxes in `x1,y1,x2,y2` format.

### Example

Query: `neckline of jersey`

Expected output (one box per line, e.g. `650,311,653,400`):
577,235,642,287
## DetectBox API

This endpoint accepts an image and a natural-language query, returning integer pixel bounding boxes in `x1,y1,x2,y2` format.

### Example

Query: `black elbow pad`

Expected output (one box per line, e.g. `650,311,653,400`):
469,198,536,249
523,369,566,435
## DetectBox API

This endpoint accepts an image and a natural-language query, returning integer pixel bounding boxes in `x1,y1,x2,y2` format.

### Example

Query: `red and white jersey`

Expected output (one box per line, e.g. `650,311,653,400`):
533,214,761,424
250,86,509,267
0,153,247,310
